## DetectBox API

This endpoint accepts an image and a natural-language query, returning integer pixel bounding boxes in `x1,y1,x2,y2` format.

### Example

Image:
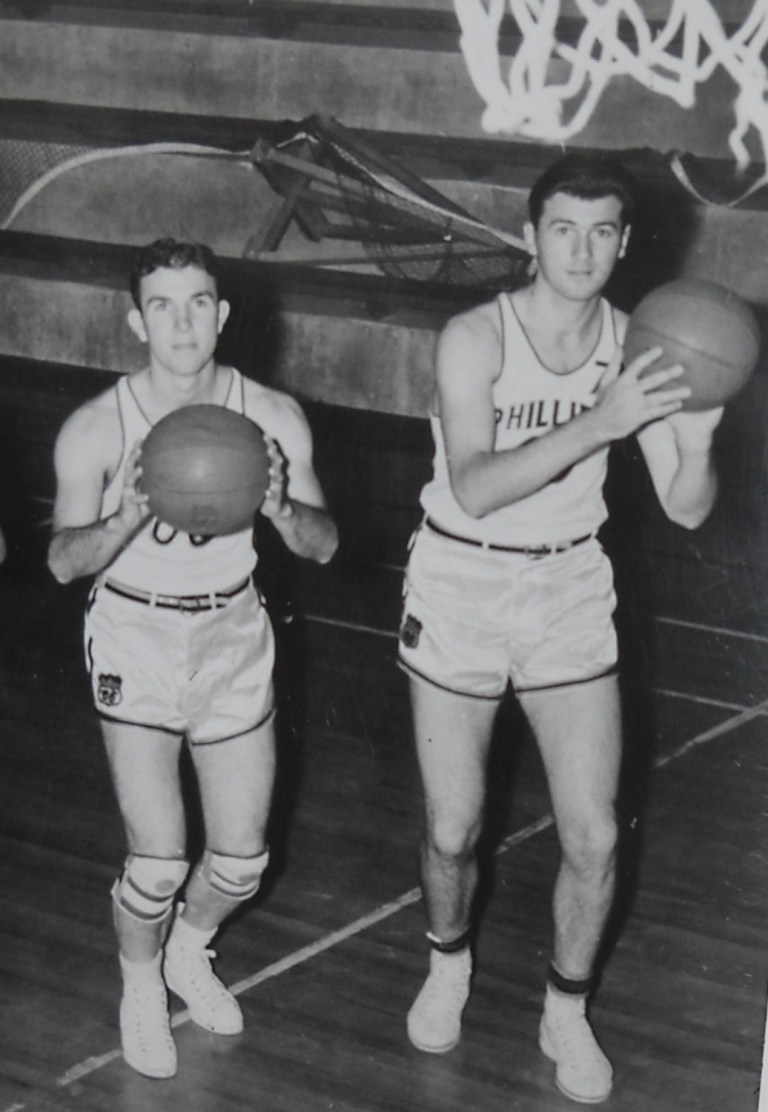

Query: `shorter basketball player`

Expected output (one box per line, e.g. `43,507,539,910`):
48,238,338,1079
398,155,723,1103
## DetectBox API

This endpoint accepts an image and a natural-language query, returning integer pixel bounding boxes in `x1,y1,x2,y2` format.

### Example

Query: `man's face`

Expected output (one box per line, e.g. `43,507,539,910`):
524,192,630,302
129,264,229,376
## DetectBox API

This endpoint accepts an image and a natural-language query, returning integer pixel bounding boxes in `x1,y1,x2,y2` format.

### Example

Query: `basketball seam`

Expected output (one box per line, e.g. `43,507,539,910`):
626,326,754,371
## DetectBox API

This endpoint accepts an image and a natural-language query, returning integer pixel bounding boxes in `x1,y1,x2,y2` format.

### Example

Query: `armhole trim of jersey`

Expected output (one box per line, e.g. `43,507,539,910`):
125,374,153,430
498,294,507,379
106,379,129,492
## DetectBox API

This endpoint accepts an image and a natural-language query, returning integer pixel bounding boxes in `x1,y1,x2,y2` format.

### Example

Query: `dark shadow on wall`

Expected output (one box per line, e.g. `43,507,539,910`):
606,173,701,311
217,267,286,384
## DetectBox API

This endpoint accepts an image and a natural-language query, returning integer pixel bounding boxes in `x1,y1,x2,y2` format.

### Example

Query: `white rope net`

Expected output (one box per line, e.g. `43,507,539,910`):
454,0,768,175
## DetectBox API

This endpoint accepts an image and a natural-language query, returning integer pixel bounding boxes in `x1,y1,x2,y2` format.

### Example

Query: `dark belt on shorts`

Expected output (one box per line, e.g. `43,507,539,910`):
424,517,593,557
103,578,251,612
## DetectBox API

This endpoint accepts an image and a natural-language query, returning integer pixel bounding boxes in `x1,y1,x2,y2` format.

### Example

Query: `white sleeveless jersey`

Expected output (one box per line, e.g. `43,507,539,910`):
98,370,257,594
420,295,624,547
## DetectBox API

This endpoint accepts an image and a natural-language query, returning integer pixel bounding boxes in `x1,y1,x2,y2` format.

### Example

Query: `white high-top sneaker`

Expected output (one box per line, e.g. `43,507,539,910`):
164,910,243,1035
119,952,177,1080
407,946,472,1053
539,987,613,1103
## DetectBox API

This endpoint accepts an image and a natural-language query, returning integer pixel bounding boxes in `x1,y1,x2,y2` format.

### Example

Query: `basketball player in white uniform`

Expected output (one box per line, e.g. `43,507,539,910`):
48,239,338,1080
398,156,723,1103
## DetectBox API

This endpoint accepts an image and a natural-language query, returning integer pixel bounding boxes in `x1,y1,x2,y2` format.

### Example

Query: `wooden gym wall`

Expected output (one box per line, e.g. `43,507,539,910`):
0,0,765,421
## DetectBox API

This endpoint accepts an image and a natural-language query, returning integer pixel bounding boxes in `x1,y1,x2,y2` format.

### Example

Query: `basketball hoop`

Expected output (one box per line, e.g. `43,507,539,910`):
454,0,768,198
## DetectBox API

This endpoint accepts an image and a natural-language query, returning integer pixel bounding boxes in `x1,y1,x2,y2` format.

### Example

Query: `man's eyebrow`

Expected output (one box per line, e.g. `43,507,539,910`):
145,289,215,305
548,217,620,229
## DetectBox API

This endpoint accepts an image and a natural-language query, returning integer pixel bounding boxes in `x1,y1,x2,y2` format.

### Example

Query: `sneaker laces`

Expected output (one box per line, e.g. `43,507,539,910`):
120,976,176,1073
546,998,607,1067
177,947,233,1005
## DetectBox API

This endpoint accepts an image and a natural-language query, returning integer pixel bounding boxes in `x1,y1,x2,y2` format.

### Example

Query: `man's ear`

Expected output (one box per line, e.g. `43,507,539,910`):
523,220,537,259
127,307,148,343
217,299,231,334
618,224,631,259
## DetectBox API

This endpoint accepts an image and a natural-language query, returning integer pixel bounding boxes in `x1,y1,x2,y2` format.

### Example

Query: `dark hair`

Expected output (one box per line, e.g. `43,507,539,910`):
129,238,221,308
528,153,637,229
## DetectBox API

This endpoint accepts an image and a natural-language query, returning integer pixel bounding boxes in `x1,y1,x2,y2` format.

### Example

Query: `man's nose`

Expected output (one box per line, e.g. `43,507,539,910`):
573,233,591,259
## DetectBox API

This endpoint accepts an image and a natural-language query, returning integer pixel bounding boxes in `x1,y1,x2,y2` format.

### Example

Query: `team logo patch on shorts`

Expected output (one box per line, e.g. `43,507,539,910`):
400,614,422,649
97,673,123,707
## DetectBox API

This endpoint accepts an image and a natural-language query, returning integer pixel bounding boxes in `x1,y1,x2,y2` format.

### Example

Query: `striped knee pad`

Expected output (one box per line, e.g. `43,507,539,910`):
203,848,270,902
112,854,189,924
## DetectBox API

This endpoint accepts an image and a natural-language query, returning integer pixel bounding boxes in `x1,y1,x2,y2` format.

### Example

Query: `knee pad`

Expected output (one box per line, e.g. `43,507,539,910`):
202,848,269,902
112,854,189,923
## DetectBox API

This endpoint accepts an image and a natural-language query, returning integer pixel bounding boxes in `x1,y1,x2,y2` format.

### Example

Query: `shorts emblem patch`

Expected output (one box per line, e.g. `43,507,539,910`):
400,614,422,650
97,673,123,707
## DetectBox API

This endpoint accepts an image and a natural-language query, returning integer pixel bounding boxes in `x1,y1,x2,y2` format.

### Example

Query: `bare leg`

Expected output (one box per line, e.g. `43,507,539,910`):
183,719,276,930
520,674,621,979
163,720,276,1036
520,674,621,1103
407,677,499,1052
101,722,186,962
101,721,186,1079
411,677,498,938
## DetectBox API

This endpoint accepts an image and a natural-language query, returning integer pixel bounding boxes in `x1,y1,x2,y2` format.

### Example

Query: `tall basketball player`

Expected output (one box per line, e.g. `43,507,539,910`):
398,155,723,1104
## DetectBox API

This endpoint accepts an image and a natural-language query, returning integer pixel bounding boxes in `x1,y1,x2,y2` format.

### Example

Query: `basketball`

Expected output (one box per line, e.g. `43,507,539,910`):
623,279,761,412
139,405,270,535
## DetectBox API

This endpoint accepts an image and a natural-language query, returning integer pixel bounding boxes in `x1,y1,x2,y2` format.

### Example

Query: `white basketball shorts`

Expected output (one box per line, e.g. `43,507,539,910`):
84,580,275,744
398,525,617,698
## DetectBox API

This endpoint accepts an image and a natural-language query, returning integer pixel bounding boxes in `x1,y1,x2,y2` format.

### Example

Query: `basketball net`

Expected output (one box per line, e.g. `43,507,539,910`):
454,0,768,202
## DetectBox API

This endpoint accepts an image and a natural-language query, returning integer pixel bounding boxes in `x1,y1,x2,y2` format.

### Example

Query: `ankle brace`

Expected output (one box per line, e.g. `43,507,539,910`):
547,963,594,996
427,930,471,955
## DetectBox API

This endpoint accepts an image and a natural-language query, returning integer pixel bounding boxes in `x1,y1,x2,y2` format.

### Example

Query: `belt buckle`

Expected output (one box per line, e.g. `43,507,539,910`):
178,594,209,614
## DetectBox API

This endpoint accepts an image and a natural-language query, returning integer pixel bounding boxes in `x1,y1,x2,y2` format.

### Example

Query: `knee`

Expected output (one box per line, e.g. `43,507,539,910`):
560,811,617,877
425,810,481,864
199,847,270,903
112,854,189,923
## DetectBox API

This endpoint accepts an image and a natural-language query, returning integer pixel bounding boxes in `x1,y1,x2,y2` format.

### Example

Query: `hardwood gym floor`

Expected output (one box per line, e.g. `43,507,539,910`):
0,357,764,1112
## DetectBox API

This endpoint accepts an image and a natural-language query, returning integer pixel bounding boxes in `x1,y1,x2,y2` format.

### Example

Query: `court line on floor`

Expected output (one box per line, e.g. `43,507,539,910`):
376,565,768,646
39,692,768,1103
304,613,399,639
655,614,768,644
304,610,768,647
651,695,768,767
55,891,427,1088
654,687,758,713
304,612,768,721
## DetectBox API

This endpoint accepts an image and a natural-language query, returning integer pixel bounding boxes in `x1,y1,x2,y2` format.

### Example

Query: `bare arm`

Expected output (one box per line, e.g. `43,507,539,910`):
249,390,338,565
47,404,150,584
439,309,692,519
636,406,722,529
